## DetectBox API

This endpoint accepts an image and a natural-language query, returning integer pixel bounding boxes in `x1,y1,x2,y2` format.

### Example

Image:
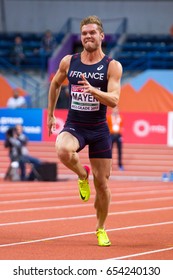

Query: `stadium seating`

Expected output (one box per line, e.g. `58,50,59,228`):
115,34,173,71
0,32,64,72
1,31,172,74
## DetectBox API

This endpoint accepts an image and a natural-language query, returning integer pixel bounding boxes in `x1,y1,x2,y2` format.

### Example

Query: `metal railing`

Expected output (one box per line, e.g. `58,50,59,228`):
0,57,41,107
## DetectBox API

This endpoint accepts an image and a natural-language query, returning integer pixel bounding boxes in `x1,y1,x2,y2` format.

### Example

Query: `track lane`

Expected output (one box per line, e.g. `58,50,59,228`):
0,180,172,260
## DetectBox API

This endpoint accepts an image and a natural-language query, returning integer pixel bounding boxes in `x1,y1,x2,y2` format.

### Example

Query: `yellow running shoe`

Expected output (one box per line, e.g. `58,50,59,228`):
96,228,111,246
78,165,90,202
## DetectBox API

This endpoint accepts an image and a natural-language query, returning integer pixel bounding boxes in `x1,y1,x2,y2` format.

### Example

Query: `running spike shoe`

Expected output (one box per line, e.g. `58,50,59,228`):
78,165,90,202
96,228,111,246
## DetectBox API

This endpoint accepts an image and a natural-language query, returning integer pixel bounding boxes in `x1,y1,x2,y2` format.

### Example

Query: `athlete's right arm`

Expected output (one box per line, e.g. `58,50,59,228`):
47,55,71,136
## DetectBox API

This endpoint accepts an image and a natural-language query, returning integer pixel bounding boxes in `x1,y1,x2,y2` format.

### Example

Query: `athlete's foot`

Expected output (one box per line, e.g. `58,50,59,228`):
78,165,90,202
119,165,124,171
96,228,111,246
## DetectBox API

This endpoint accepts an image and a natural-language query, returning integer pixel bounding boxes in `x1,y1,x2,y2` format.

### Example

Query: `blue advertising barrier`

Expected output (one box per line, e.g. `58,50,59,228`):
0,109,43,141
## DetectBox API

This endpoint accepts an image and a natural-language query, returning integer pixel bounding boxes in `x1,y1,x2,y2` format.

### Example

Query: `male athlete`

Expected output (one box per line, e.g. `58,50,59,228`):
47,15,122,246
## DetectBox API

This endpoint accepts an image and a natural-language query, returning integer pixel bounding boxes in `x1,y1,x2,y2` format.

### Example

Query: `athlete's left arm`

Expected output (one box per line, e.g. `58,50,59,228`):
79,60,123,108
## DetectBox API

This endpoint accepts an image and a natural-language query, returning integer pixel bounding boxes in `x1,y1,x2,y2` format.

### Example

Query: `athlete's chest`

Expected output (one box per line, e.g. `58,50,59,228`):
68,59,108,87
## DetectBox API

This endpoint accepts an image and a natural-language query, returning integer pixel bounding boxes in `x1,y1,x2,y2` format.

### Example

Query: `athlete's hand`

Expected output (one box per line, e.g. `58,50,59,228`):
78,74,94,94
47,115,56,136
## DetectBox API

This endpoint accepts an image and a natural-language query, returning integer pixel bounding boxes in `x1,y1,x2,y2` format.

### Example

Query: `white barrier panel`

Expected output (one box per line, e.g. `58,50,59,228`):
167,112,173,147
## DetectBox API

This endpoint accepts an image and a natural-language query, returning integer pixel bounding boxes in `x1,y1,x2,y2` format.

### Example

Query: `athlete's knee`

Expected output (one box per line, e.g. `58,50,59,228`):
94,170,110,185
56,145,72,163
94,175,109,193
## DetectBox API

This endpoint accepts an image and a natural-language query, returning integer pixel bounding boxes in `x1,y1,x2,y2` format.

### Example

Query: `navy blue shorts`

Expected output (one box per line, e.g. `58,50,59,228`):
60,121,112,159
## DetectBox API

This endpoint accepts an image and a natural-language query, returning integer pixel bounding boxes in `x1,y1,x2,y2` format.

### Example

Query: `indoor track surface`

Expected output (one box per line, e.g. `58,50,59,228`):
0,179,173,260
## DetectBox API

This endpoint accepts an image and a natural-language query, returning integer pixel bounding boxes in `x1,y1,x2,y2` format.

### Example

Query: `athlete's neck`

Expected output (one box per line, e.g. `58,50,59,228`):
81,49,105,65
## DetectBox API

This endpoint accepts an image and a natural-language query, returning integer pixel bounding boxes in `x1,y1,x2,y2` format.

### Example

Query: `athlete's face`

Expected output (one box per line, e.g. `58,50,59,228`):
81,24,104,52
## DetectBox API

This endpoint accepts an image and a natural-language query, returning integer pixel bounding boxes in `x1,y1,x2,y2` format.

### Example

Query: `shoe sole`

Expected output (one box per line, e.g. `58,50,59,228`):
98,241,111,247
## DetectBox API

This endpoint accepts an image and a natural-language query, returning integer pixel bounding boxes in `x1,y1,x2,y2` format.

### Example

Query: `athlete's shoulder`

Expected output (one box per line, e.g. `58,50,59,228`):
110,58,122,67
109,59,123,73
61,53,80,65
107,58,123,79
61,54,73,65
59,54,73,72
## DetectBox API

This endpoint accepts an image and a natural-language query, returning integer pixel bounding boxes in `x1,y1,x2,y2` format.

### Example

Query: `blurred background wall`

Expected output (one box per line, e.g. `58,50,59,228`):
0,0,172,34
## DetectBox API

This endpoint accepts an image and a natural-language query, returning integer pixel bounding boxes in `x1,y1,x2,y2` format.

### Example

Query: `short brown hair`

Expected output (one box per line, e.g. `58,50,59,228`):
80,15,104,33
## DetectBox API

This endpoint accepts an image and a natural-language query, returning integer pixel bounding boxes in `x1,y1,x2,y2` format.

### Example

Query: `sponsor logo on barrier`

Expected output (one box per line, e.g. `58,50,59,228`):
121,112,167,144
133,120,166,137
0,109,42,141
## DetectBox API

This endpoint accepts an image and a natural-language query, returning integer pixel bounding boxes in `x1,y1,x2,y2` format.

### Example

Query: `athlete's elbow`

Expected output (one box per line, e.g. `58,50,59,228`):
111,97,119,108
51,79,60,89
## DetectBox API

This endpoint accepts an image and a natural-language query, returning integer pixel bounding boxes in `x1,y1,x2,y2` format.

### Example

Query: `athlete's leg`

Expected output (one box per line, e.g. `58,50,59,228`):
117,134,123,168
90,158,112,230
55,131,87,179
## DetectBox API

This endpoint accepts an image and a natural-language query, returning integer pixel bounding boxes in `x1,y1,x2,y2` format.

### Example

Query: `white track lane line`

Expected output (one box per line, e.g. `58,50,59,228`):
0,220,173,248
1,189,173,205
0,206,173,227
0,184,170,197
0,196,173,213
107,246,173,260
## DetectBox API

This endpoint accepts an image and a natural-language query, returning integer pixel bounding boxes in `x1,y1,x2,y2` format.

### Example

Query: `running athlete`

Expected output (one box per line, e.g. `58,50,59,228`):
47,15,122,246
